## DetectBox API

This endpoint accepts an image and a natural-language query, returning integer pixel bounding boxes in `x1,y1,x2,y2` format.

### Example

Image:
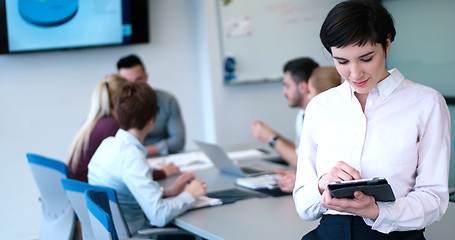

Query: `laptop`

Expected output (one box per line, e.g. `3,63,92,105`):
194,140,280,177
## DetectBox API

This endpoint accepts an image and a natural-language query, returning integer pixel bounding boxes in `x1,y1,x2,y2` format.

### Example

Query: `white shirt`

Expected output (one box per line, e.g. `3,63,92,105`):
293,69,451,234
295,108,305,150
88,129,194,234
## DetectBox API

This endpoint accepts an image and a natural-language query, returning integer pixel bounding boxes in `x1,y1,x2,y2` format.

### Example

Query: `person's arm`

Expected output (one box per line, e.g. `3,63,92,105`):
145,144,160,156
293,103,328,221
162,171,206,199
275,170,296,193
273,137,298,167
122,155,194,228
250,121,297,166
152,169,166,180
364,93,451,233
152,162,181,181
150,95,185,155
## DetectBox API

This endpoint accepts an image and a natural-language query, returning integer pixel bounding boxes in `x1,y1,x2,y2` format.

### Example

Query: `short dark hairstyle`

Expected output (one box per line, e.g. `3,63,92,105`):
283,57,319,84
320,0,396,54
115,82,158,130
117,54,145,71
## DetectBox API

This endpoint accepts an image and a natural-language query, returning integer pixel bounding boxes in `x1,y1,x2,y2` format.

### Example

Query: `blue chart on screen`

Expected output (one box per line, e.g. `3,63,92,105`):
18,0,79,27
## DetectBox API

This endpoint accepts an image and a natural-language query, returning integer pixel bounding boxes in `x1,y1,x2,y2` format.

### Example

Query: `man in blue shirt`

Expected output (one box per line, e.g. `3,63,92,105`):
117,54,185,156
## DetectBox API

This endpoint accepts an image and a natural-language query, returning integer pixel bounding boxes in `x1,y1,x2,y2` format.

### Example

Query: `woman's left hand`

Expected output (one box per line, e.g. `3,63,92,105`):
321,190,379,220
162,162,181,177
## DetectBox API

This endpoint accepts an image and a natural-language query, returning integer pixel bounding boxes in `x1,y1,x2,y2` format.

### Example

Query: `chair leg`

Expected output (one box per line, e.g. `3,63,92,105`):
72,219,82,240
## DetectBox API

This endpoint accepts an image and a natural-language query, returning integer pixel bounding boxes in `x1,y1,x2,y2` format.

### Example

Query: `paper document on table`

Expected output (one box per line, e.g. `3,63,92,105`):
148,151,213,172
191,196,222,209
227,149,267,160
236,174,281,190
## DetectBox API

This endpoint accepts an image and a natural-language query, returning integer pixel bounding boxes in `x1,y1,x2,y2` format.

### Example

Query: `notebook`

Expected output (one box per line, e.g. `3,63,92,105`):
190,196,222,209
194,140,279,177
235,174,280,190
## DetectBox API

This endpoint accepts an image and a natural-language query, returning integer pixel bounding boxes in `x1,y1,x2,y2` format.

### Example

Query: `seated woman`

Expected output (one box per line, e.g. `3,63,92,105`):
88,81,206,234
67,74,179,182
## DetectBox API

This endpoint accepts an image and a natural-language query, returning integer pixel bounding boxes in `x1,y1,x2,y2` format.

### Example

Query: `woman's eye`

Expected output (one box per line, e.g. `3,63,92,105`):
362,57,373,62
337,60,348,65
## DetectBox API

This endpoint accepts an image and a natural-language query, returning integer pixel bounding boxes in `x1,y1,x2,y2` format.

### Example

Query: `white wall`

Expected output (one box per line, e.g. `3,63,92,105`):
0,1,297,239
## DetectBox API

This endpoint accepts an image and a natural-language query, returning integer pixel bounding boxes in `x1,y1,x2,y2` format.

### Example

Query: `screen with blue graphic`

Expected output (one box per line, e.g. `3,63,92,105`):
0,0,148,54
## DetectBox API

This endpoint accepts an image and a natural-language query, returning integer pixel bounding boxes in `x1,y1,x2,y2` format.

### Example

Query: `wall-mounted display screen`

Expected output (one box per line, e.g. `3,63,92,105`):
0,0,149,54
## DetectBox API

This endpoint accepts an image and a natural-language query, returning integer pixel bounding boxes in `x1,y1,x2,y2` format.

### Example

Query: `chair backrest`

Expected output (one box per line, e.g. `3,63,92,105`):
85,190,119,240
27,153,71,219
61,178,131,239
27,153,75,240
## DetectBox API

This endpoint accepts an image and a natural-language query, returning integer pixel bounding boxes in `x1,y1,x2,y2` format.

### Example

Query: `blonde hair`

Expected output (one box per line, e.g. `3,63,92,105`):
309,66,342,95
67,74,127,167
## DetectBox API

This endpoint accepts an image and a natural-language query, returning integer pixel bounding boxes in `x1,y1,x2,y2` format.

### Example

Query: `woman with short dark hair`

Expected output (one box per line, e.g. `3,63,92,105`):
294,1,450,239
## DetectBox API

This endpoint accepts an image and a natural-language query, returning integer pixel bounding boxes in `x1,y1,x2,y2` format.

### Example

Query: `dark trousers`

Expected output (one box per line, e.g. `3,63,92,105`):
302,215,425,240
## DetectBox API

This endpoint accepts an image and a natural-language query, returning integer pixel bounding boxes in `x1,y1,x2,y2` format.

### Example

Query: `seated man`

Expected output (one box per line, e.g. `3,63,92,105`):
117,54,185,156
257,66,342,192
88,81,206,234
251,57,319,167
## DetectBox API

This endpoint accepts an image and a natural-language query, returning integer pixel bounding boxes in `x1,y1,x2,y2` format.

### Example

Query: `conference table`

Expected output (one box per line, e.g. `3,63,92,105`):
157,157,319,240
155,151,455,240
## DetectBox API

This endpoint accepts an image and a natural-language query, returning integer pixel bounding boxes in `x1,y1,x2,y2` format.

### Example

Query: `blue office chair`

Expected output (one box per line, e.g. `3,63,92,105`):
61,178,130,239
62,178,189,239
85,190,121,240
26,153,76,240
86,190,180,240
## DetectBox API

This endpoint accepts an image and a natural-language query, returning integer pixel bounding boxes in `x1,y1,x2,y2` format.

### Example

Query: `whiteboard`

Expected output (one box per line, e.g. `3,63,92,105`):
217,0,342,84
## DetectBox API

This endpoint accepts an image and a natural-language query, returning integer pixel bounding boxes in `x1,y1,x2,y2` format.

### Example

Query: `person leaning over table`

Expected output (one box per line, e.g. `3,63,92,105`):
272,66,343,193
117,54,186,157
293,1,451,239
88,81,206,236
66,74,179,182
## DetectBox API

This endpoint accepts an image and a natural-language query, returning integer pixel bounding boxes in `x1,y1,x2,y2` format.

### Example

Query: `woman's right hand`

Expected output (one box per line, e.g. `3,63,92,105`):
163,172,195,197
318,161,361,194
184,178,207,199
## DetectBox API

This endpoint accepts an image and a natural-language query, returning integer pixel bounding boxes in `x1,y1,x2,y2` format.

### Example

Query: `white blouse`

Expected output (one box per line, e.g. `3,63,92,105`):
293,68,451,234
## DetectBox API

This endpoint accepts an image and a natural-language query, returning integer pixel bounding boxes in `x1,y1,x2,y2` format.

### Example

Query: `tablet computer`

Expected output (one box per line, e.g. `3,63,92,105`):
328,177,395,202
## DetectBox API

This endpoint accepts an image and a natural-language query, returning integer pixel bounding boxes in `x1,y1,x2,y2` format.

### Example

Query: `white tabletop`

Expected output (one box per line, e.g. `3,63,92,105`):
174,194,319,240
156,153,455,240
159,167,319,240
